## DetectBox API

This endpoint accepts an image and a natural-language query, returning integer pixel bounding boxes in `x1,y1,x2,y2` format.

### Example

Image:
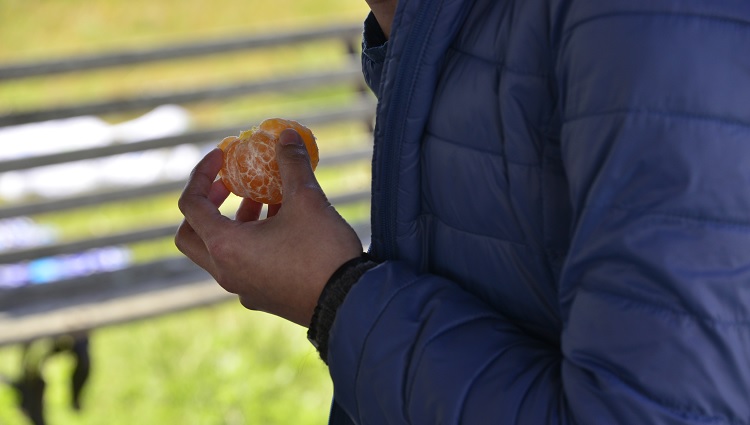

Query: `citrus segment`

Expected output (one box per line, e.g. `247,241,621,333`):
217,118,318,204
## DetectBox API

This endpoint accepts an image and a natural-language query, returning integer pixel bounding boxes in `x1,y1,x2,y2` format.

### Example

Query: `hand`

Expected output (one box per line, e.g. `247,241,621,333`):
175,129,363,327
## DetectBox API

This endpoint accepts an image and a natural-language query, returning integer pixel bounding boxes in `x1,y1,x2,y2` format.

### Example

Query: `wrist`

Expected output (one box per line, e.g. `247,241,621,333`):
307,253,379,363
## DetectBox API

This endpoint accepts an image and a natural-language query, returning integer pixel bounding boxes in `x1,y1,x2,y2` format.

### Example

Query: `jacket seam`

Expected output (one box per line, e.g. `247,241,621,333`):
446,46,550,78
576,286,750,329
456,337,543,423
424,129,505,157
584,203,750,231
562,107,750,131
426,213,530,249
564,10,750,39
405,312,501,424
568,354,749,425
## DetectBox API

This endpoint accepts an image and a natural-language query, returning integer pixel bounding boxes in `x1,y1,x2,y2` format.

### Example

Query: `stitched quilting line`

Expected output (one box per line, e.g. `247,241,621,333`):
575,286,750,329
456,336,555,423
583,203,750,232
424,130,554,168
425,130,565,167
425,213,532,250
403,312,502,423
566,353,750,425
352,273,425,423
424,129,506,157
564,10,750,39
562,107,750,131
446,46,550,78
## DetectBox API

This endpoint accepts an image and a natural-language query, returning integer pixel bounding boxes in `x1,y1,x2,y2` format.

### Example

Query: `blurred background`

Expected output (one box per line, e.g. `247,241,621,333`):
0,0,373,423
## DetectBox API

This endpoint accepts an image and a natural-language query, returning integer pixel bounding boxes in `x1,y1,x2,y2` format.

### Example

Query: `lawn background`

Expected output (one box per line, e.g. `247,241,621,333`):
0,0,372,423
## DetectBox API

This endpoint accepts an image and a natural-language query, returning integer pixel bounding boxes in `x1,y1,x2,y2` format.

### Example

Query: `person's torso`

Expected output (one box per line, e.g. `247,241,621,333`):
372,0,569,343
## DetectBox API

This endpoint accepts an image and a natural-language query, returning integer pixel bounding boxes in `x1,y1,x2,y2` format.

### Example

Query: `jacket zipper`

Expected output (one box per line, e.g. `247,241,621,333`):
377,0,442,260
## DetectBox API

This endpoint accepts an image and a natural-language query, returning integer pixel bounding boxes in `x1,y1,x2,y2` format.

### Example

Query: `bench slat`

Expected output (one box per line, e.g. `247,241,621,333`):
0,67,364,126
0,256,204,310
0,226,178,264
0,219,370,347
0,275,232,347
0,181,187,219
0,101,374,173
0,147,372,219
0,190,370,263
0,24,361,81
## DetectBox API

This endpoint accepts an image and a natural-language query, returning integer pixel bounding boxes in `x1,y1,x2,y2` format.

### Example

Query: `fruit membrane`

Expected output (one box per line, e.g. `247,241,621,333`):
218,118,318,204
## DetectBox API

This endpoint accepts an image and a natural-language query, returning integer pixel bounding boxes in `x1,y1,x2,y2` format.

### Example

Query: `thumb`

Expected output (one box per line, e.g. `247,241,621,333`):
276,128,321,199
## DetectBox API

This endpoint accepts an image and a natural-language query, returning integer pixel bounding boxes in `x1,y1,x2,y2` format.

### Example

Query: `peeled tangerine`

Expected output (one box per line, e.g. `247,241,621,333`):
217,118,318,204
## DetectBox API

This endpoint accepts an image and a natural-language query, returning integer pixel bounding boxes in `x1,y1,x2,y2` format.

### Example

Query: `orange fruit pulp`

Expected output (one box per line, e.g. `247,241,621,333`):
217,118,318,204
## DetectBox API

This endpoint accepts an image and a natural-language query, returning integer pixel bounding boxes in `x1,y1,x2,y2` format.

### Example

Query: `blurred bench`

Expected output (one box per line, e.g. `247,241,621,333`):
0,24,374,348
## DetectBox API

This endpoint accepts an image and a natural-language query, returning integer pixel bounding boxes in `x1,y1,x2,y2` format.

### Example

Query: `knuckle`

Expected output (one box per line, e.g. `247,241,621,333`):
173,222,190,250
174,233,185,253
177,192,205,216
205,236,232,262
177,194,191,215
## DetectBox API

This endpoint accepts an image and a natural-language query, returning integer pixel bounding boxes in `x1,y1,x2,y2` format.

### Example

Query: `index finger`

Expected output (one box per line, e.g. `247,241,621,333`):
178,148,230,240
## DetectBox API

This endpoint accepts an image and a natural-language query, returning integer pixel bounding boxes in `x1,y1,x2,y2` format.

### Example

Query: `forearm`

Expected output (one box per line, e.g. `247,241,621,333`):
326,262,569,424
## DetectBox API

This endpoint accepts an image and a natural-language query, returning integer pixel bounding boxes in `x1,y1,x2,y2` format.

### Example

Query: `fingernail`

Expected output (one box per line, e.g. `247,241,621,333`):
279,128,303,146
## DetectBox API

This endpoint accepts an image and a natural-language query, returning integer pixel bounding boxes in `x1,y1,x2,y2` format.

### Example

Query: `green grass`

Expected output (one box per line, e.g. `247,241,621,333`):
0,304,333,425
0,0,367,63
0,0,372,423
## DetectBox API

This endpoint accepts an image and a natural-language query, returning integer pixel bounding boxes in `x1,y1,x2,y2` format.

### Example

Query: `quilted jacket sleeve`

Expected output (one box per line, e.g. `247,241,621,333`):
328,262,569,424
328,2,750,424
557,1,750,423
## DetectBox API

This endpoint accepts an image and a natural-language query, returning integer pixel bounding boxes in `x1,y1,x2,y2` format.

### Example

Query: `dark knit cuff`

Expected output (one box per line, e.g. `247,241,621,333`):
307,253,378,364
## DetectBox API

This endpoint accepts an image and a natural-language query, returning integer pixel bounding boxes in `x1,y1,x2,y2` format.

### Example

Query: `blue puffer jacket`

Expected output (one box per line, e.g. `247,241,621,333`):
327,0,750,423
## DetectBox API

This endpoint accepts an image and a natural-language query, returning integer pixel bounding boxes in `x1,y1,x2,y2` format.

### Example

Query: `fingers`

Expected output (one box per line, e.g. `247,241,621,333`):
208,178,231,208
178,148,229,241
275,129,322,199
174,219,213,272
267,203,282,218
236,197,263,222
